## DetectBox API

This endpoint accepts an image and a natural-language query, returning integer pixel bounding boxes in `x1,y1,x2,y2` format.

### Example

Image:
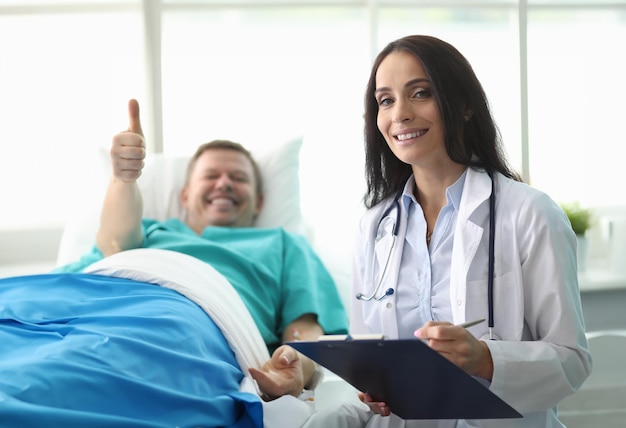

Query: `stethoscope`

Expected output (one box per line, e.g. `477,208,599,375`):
356,172,498,340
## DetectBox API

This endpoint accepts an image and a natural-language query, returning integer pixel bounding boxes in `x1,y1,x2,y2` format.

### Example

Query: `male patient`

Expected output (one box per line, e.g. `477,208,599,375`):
56,99,348,400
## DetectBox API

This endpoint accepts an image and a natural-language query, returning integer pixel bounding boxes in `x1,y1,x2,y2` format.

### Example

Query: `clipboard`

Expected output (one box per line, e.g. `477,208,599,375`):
288,338,522,420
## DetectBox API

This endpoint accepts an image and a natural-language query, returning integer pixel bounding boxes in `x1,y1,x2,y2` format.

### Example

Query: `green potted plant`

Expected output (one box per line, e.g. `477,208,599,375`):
560,202,592,236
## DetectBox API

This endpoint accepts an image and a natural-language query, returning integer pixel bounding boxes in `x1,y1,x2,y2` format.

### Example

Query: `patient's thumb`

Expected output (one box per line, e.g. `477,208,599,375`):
274,346,297,365
127,98,143,136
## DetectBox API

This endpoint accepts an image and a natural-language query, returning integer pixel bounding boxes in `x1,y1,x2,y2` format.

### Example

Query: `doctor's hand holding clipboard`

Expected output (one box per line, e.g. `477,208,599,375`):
358,319,491,417
335,34,593,428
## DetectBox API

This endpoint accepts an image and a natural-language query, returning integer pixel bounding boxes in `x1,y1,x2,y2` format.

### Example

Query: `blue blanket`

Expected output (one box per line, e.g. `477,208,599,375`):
0,273,263,428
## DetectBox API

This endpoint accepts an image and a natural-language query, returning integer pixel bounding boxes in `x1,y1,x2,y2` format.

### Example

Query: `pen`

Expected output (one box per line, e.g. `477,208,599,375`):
414,318,486,340
456,318,486,329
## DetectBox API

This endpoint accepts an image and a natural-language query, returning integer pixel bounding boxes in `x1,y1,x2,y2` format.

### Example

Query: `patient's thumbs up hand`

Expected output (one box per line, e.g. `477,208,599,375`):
111,98,146,183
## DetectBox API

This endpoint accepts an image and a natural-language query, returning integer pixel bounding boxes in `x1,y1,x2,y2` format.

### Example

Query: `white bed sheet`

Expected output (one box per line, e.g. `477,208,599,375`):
84,248,318,428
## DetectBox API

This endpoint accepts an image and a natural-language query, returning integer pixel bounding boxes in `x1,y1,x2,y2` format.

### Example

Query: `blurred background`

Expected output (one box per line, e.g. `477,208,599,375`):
0,0,625,280
1,2,626,425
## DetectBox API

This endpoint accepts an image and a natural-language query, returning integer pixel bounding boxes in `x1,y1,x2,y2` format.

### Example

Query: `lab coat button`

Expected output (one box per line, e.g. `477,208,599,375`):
386,302,392,309
457,300,463,306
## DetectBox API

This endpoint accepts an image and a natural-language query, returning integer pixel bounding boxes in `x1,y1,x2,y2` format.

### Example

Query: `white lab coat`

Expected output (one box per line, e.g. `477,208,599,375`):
349,168,592,428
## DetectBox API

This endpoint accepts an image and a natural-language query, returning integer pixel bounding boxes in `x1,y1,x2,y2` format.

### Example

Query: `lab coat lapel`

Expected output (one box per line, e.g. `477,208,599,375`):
449,169,492,324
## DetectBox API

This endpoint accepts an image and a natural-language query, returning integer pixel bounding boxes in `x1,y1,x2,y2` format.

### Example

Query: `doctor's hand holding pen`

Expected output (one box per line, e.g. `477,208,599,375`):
414,319,494,380
357,319,492,417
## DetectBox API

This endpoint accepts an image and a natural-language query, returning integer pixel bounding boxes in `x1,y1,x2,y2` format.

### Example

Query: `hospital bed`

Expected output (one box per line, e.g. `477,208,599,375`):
0,138,361,427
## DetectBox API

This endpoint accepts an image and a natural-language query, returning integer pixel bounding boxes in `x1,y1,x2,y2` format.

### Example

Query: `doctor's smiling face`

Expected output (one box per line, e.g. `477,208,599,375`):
181,143,263,234
362,35,521,210
374,50,446,168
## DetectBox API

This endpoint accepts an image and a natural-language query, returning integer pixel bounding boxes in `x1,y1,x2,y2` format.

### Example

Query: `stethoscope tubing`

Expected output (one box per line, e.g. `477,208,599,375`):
487,171,496,338
355,196,401,302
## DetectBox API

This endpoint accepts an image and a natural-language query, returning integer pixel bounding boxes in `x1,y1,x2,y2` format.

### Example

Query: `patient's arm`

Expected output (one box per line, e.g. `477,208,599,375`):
96,99,146,257
249,314,323,400
283,313,324,390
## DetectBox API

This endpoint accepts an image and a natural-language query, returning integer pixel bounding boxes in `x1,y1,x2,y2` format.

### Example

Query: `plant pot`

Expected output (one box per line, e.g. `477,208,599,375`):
577,235,588,273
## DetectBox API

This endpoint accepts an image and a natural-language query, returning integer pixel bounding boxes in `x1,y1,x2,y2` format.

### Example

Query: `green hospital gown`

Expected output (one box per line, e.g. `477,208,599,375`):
54,218,348,351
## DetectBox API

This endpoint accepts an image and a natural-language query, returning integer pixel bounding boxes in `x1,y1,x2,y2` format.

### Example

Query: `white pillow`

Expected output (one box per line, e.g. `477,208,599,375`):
56,137,305,266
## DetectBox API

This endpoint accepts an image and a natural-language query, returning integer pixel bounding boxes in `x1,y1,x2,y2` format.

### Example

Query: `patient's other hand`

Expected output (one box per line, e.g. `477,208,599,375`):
249,345,304,401
111,98,145,183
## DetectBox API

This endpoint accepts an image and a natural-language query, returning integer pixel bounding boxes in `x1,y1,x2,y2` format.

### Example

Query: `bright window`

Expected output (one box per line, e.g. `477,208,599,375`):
0,0,624,238
527,8,626,208
0,8,144,230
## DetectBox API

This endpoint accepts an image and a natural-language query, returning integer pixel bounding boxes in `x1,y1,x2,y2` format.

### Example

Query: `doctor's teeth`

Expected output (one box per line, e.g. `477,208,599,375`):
397,131,421,141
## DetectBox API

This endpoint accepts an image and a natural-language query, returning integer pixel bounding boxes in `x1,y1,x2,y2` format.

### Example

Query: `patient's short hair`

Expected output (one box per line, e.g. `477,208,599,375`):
185,140,263,196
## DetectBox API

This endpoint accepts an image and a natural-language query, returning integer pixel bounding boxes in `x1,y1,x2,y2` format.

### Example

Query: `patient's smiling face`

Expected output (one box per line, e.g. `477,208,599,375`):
181,148,263,234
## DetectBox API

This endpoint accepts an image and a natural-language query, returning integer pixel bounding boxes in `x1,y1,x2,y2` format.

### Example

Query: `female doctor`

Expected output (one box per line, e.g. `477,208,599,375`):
350,35,592,428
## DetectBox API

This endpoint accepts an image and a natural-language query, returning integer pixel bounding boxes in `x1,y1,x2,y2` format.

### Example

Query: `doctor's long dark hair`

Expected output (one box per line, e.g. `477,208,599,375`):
362,35,522,209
